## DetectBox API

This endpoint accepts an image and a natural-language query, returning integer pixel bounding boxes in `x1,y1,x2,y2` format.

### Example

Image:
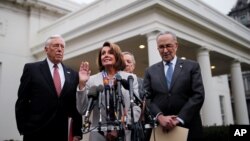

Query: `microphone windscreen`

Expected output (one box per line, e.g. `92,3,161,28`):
88,85,98,98
104,84,110,90
121,79,129,90
127,75,134,81
115,74,122,81
97,85,104,92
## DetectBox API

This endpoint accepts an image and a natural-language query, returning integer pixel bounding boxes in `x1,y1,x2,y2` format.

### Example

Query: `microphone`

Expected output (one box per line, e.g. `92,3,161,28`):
127,75,135,125
104,84,111,121
121,75,144,92
97,84,104,92
97,85,104,125
120,75,142,105
83,85,98,132
115,74,122,92
88,86,99,99
121,79,129,90
115,74,123,120
85,85,98,117
97,85,104,109
115,73,122,81
127,75,134,101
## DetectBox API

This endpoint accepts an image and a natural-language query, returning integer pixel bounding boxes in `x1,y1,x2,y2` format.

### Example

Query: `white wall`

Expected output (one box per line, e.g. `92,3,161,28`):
0,4,31,140
0,2,66,140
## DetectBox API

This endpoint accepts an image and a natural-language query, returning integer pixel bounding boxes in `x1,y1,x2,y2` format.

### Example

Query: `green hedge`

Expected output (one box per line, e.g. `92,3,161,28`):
203,125,229,141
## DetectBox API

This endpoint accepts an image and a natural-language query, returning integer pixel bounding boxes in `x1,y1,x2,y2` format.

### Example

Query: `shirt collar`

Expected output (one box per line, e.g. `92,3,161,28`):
46,58,62,70
163,56,177,66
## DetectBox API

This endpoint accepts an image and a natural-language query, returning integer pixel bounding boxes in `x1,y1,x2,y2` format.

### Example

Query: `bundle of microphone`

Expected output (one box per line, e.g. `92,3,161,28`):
81,74,155,141
82,84,104,132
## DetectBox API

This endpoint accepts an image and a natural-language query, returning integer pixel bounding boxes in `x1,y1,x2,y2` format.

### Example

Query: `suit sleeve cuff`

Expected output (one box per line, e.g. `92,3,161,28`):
77,85,86,92
177,117,184,125
155,112,163,121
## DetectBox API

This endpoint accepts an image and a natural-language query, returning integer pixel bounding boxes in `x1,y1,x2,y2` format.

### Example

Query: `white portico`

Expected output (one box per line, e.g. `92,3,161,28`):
31,0,250,125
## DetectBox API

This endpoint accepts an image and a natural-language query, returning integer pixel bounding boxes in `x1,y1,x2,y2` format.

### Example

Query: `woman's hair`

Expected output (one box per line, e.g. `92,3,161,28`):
97,41,126,72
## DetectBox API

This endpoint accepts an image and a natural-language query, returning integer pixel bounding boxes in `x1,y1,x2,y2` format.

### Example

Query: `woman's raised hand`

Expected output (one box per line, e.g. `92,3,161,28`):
79,61,91,90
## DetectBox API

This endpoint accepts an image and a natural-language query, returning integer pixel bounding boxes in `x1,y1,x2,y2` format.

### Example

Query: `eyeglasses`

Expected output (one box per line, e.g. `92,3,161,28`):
158,44,175,51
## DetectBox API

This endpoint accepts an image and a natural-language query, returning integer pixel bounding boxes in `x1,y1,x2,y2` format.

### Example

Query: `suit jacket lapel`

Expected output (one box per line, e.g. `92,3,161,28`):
157,62,169,92
170,58,184,89
39,60,57,95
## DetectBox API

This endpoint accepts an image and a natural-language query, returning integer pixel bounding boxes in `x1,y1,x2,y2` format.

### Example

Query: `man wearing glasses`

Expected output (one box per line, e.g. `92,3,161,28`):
143,31,205,141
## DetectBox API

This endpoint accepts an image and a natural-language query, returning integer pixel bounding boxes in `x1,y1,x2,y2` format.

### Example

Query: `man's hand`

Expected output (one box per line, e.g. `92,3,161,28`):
73,136,81,141
106,130,118,141
157,115,178,132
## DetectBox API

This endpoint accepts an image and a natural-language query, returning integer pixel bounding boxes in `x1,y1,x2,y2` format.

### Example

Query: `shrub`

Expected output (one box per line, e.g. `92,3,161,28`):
203,125,229,141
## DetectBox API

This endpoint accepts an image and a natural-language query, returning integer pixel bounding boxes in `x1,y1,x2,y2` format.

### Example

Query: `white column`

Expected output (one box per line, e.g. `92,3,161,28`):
197,48,222,126
231,61,249,124
146,31,161,66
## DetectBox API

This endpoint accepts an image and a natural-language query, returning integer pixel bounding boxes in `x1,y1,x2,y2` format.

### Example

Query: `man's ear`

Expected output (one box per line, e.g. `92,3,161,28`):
44,47,48,52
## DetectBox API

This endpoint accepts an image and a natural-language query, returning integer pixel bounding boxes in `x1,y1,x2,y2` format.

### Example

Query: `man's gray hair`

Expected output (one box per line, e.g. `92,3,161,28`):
44,34,65,47
122,51,136,65
156,31,177,41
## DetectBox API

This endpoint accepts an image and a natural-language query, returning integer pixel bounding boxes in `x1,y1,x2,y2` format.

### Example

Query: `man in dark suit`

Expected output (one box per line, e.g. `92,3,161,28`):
143,31,205,141
122,51,144,99
15,35,82,141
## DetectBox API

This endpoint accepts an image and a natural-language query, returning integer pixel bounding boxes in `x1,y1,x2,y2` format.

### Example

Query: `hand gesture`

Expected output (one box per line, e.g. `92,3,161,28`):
79,61,91,90
72,136,81,141
157,115,178,132
106,130,118,141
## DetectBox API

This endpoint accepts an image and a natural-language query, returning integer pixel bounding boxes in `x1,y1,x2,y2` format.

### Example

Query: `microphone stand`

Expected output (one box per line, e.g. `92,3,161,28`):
116,75,126,141
98,86,104,134
143,91,156,128
104,85,111,122
140,91,157,141
127,76,136,141
82,98,92,133
112,87,116,118
82,86,99,133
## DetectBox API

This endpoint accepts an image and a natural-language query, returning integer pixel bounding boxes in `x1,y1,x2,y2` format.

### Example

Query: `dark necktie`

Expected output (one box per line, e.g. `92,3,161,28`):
166,62,173,89
53,64,61,96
